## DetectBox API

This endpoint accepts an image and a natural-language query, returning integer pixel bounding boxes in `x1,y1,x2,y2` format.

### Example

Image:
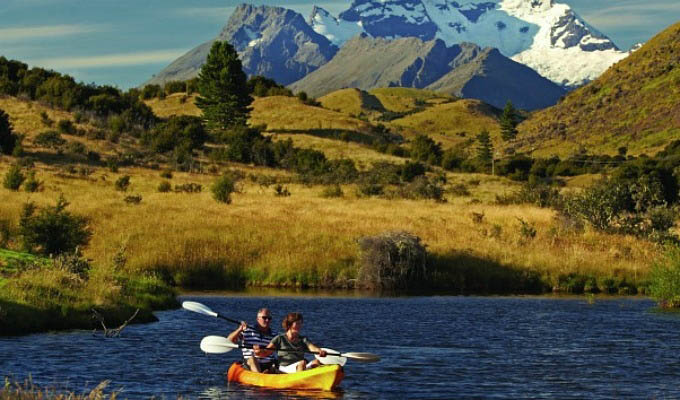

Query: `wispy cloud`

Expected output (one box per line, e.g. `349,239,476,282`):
579,1,680,29
30,49,189,69
0,24,101,41
174,7,234,21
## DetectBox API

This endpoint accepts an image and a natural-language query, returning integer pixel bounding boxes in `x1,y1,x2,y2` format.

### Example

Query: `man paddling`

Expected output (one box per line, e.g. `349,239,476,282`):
227,308,277,373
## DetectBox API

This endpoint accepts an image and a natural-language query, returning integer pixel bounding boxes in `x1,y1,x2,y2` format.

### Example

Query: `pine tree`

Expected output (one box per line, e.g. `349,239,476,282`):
476,129,493,162
500,100,518,141
196,41,253,132
0,108,17,155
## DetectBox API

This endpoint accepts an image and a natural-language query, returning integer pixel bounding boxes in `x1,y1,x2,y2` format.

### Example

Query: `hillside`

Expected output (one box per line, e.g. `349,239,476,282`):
517,21,680,156
289,35,565,110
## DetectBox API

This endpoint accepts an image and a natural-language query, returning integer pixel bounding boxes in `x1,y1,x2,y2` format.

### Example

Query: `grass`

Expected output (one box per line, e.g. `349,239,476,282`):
0,87,670,334
1,378,118,399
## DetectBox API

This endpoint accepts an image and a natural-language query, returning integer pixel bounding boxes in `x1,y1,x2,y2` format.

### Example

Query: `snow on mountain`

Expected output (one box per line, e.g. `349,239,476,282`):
309,6,364,46
309,0,629,88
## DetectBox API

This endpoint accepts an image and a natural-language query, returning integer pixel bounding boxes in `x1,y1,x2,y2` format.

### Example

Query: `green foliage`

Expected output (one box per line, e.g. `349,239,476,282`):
23,170,41,192
211,174,238,204
500,100,518,141
141,84,163,100
164,80,186,95
649,246,680,308
0,108,17,155
142,115,207,154
34,130,65,147
496,183,561,208
57,119,76,135
476,129,493,164
400,161,426,182
248,75,293,97
19,196,91,256
115,175,131,192
196,41,253,131
410,134,442,165
3,165,25,191
399,176,446,202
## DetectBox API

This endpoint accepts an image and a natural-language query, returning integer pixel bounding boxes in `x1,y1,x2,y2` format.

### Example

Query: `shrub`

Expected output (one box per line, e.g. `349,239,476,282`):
358,231,428,290
0,108,18,155
66,141,86,155
19,196,92,256
158,181,172,192
273,184,290,197
57,119,76,135
40,111,53,127
53,247,91,279
517,218,537,242
410,134,442,165
174,183,202,193
160,170,173,179
649,246,680,308
115,175,131,192
357,183,384,197
321,184,343,198
23,170,41,192
87,151,101,162
3,165,25,190
124,194,142,204
212,174,238,204
496,183,561,208
34,130,65,147
400,176,446,202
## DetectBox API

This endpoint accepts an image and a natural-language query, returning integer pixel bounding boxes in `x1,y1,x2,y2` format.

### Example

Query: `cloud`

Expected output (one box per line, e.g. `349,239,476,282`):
0,24,101,41
174,7,234,21
29,49,189,69
579,0,680,29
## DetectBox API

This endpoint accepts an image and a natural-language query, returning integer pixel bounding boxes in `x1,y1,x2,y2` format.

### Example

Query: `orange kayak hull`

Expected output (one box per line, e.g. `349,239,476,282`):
227,362,344,391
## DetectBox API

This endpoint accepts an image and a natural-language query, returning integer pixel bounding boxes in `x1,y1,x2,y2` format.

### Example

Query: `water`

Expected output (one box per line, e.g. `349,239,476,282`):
2,294,680,399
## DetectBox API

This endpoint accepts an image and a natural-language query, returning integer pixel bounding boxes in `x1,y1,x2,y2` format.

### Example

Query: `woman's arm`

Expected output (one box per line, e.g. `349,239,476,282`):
306,341,326,357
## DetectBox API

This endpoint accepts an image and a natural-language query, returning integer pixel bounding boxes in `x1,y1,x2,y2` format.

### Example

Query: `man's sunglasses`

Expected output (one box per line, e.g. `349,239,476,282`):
259,316,272,321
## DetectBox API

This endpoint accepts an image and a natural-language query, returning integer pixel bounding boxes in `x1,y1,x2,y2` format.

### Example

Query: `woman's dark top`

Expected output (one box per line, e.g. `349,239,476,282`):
270,334,311,366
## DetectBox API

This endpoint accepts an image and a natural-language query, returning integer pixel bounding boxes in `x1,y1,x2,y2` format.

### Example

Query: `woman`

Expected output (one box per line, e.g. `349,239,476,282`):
255,312,327,373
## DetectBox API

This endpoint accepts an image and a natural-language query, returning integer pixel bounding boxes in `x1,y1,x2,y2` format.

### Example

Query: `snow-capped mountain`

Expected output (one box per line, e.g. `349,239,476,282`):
310,0,629,87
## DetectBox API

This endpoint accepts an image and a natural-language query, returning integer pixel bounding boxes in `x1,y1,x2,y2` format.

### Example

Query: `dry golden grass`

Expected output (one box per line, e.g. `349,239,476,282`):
250,96,376,134
318,88,377,117
145,93,201,118
369,88,454,112
0,161,657,288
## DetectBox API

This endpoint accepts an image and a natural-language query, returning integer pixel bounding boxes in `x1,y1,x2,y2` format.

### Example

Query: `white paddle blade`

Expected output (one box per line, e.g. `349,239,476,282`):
342,352,381,363
315,348,347,366
183,301,218,317
200,335,238,354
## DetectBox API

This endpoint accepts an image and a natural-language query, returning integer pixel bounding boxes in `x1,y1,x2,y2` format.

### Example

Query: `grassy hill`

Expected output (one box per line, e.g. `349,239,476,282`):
517,21,680,157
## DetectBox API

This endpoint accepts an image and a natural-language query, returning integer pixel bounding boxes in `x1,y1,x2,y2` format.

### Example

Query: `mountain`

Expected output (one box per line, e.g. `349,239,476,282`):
146,5,337,86
516,21,680,156
290,35,565,110
310,0,629,88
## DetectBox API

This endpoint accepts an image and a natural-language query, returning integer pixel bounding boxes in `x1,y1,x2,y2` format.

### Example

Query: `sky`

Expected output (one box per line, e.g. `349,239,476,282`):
1,0,678,90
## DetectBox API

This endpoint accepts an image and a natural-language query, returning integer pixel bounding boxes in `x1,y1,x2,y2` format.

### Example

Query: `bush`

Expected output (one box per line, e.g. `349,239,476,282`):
3,165,25,190
115,175,131,191
23,170,41,192
212,174,238,204
649,246,680,308
158,181,172,192
57,119,76,135
34,130,65,147
0,108,18,155
358,231,428,290
174,183,202,193
66,141,86,155
19,196,91,256
321,184,343,198
399,176,446,202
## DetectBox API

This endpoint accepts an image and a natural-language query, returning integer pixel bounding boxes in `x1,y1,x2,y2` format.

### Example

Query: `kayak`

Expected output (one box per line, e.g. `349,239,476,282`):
227,362,344,391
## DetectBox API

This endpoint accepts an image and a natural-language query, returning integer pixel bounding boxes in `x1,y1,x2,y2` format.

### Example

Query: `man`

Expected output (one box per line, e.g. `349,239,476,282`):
227,308,277,373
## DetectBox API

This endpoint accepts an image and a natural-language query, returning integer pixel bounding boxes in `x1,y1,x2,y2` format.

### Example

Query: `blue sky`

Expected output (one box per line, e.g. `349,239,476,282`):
1,0,678,89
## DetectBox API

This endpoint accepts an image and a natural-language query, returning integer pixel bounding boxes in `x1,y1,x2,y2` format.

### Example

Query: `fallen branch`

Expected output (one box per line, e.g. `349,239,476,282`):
91,308,140,337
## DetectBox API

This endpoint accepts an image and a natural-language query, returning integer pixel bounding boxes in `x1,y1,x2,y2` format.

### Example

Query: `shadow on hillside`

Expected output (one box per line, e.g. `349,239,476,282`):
425,250,549,295
20,150,103,169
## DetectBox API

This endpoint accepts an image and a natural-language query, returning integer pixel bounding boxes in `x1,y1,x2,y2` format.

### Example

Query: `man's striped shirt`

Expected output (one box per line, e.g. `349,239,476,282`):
241,326,277,363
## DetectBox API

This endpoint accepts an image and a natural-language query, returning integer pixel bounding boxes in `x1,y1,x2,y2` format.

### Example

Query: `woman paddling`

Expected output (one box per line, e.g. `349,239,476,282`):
255,312,327,373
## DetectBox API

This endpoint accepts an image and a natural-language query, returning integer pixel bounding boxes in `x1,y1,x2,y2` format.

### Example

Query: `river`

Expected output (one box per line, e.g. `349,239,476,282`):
2,294,680,399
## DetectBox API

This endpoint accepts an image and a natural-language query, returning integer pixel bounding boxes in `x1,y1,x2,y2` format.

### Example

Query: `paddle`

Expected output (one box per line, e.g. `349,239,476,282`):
200,335,380,364
182,301,247,326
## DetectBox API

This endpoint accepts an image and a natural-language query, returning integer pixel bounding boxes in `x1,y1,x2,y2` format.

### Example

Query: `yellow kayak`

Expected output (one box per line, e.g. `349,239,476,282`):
227,362,344,391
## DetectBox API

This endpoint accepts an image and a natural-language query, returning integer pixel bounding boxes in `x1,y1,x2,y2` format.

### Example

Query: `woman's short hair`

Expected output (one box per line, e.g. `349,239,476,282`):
282,312,303,330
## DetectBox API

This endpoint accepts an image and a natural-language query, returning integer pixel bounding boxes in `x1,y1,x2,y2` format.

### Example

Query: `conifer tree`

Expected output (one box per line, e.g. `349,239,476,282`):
476,129,493,162
500,100,518,141
196,41,253,132
0,108,17,155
